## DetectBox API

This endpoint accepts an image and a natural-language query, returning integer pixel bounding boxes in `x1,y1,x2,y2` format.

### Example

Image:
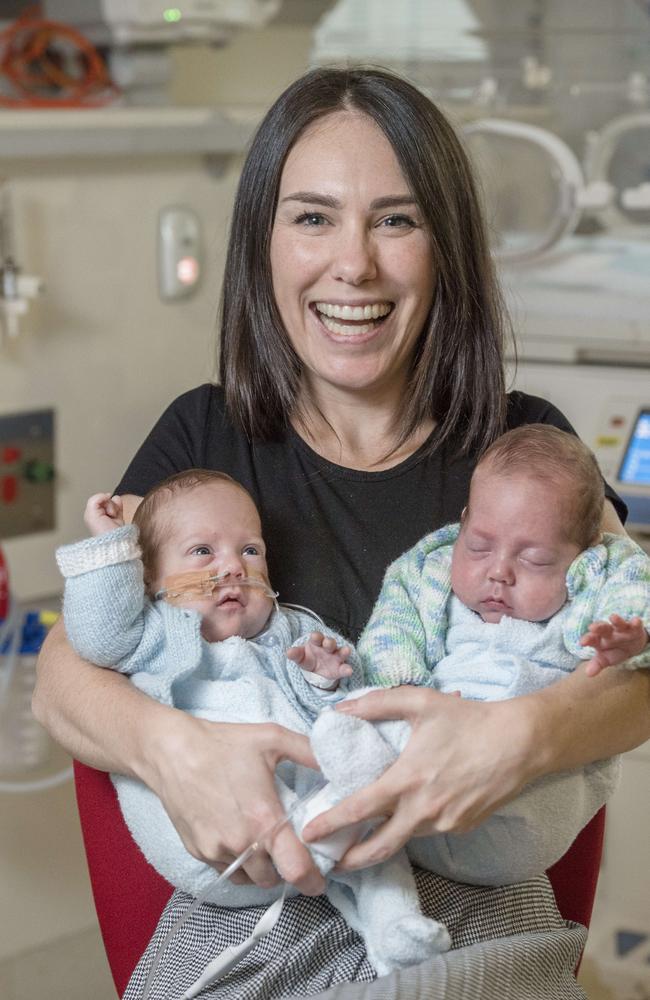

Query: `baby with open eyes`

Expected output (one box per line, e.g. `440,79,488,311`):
56,469,455,976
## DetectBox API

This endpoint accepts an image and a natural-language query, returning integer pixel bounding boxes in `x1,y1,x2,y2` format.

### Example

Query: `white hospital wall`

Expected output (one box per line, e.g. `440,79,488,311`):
1,155,236,601
0,23,311,989
1,22,313,603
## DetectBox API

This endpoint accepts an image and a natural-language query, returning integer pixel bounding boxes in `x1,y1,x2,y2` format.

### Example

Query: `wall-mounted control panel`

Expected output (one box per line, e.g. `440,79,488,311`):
0,409,55,540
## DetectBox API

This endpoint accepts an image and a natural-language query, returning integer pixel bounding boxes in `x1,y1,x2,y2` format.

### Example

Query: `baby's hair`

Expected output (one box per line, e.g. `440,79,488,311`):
132,469,254,588
474,425,604,550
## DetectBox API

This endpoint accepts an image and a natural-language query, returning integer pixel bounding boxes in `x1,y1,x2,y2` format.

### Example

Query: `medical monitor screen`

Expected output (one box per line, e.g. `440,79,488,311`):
618,410,650,485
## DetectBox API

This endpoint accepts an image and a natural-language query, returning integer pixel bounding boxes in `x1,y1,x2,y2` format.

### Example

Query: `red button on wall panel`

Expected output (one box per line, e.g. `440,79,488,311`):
1,475,18,502
2,446,21,464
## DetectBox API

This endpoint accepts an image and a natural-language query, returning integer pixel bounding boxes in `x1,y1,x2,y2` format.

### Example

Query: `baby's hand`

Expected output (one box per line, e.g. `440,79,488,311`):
84,493,125,536
287,631,354,682
580,614,649,677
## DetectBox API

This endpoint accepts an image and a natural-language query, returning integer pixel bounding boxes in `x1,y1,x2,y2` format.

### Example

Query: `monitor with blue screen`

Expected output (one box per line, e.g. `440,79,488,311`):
618,409,650,486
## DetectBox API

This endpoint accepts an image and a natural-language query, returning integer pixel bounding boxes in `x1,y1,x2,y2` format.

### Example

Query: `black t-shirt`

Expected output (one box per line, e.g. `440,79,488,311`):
117,384,625,643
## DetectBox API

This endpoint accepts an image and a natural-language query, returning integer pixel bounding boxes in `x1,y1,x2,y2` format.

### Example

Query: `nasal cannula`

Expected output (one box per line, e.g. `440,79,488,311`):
155,571,279,605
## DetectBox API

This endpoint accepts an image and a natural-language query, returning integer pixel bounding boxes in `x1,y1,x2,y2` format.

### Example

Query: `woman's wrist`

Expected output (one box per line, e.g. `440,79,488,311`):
131,699,191,791
510,689,558,784
484,694,543,791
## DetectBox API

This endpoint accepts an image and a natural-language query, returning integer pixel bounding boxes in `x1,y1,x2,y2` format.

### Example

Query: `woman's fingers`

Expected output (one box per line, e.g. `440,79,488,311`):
303,775,395,844
271,723,319,771
336,684,437,723
268,822,325,895
149,716,323,893
336,808,418,870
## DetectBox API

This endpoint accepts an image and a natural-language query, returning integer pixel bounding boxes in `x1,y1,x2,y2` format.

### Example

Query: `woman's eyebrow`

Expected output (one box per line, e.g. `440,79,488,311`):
279,191,416,210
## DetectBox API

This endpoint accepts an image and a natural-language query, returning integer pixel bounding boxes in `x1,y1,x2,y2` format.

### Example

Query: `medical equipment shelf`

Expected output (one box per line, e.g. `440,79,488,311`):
0,106,256,159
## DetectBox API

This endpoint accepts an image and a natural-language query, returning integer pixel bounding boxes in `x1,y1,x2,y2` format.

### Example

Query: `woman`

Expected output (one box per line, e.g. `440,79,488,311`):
34,67,650,998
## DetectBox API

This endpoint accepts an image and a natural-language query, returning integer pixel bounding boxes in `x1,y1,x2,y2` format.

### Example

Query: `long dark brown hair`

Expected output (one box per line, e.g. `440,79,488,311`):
219,66,510,457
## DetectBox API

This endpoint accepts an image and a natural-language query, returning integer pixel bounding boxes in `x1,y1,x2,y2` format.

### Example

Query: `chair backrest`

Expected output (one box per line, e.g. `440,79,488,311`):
74,761,606,997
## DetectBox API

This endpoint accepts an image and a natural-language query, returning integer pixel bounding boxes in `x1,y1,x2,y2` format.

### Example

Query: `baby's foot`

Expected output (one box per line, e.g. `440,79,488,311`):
383,913,451,966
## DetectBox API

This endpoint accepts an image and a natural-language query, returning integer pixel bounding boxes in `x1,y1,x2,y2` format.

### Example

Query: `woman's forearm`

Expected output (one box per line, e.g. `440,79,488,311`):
33,618,325,892
32,617,173,778
523,660,650,781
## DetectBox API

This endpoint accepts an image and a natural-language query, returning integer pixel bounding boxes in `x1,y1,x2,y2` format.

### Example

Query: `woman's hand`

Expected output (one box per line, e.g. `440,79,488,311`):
302,686,534,870
141,711,326,894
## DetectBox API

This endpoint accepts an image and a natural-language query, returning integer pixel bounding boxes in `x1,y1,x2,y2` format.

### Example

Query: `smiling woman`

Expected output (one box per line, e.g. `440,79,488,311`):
270,112,435,443
220,67,509,471
33,66,650,1000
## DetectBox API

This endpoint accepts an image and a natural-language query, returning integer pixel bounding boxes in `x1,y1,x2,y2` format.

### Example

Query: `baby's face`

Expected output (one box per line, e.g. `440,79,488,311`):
450,468,582,624
152,482,274,642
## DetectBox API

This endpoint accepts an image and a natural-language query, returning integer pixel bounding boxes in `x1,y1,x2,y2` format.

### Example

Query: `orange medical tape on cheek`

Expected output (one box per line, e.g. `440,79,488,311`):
156,570,278,605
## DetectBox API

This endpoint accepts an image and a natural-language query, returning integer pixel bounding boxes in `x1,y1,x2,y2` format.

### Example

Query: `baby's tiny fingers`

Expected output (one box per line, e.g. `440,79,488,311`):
286,646,306,664
308,631,325,647
321,636,338,652
585,659,605,677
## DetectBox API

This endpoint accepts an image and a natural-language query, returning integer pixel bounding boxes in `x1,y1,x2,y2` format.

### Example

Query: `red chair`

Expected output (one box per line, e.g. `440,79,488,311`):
74,761,605,998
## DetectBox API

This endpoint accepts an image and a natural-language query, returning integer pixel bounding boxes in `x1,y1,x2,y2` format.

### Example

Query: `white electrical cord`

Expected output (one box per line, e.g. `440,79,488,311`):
142,781,326,1000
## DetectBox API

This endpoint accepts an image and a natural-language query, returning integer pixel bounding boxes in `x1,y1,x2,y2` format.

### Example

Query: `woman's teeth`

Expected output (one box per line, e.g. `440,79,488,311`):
314,301,392,336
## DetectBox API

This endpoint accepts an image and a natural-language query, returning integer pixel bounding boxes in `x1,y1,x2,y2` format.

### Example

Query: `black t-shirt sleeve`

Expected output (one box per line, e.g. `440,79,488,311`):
115,384,214,496
507,390,627,523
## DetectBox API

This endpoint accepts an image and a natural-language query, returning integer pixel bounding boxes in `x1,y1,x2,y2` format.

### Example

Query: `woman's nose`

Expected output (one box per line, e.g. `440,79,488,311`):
331,226,377,285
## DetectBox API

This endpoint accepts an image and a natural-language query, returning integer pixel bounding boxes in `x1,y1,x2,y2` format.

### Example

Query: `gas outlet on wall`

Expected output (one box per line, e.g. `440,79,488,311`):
157,206,202,301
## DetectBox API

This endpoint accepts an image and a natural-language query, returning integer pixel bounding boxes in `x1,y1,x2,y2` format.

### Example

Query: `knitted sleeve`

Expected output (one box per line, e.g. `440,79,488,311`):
564,533,650,668
357,525,458,688
56,524,149,669
276,611,364,725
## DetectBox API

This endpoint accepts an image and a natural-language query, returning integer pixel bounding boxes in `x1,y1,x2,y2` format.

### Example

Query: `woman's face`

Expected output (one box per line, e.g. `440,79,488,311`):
270,111,435,403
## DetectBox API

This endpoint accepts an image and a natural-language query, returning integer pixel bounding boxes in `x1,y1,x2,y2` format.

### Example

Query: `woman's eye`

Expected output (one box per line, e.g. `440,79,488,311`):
378,214,417,230
294,212,328,227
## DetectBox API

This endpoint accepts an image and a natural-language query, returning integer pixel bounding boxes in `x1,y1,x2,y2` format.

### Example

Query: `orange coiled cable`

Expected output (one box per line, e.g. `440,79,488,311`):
0,4,119,107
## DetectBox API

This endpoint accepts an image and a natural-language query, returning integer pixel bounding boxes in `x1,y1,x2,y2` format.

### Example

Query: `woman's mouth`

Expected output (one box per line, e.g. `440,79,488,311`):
313,301,393,336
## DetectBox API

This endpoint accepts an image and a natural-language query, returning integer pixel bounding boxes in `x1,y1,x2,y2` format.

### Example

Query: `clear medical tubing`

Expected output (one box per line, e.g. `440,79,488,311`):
155,571,278,604
141,782,326,1000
